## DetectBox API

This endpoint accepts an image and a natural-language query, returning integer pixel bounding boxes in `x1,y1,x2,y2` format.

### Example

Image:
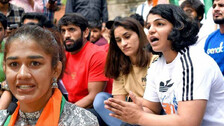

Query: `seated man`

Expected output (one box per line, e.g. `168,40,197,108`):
89,21,108,46
58,13,109,108
58,13,109,125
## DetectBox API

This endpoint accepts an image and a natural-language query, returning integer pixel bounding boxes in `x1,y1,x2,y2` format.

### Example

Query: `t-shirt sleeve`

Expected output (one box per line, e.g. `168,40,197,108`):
176,55,221,102
143,65,160,102
88,51,109,82
112,75,128,96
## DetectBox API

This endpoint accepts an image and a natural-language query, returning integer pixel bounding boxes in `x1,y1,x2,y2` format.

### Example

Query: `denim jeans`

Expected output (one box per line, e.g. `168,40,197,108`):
93,92,122,126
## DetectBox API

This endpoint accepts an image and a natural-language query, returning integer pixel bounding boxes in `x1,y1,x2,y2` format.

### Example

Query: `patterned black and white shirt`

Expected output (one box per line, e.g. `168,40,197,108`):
0,101,99,126
0,3,24,29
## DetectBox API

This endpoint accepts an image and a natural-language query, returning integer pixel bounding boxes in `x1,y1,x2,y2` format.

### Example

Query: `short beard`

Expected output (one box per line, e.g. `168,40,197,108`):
90,38,98,43
214,18,224,24
64,35,83,52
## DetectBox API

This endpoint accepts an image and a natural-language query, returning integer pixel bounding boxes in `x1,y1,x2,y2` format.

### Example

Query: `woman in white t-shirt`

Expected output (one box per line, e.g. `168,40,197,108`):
105,4,224,126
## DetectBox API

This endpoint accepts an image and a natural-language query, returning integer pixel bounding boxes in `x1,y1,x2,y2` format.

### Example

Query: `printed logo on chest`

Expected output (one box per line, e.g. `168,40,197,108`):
159,79,174,92
207,42,224,54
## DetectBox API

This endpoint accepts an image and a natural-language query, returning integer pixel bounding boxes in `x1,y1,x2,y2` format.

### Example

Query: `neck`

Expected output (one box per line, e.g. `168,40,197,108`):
19,89,53,113
163,49,178,64
219,24,224,34
130,55,137,65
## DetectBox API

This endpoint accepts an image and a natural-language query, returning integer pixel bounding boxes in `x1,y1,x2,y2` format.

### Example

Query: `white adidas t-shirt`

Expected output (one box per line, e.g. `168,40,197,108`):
144,45,224,126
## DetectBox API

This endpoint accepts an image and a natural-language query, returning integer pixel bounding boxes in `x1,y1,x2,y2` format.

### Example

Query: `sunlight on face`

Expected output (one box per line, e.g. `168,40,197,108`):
146,14,173,54
4,39,55,106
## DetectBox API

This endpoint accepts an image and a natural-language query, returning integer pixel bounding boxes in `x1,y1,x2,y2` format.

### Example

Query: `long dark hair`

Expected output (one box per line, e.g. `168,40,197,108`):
105,17,152,79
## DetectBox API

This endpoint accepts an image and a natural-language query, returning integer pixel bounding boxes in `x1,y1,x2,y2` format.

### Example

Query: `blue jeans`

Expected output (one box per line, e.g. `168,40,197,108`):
93,92,122,126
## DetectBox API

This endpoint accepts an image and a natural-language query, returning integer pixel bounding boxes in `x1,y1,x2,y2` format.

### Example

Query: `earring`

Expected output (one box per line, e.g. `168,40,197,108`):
52,78,58,88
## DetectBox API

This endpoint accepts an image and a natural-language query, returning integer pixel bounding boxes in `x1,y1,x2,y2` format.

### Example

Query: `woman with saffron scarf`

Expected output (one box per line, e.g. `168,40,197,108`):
0,25,98,126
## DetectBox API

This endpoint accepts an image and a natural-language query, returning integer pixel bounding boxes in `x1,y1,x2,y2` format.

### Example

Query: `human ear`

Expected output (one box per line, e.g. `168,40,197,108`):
83,28,90,39
53,61,62,79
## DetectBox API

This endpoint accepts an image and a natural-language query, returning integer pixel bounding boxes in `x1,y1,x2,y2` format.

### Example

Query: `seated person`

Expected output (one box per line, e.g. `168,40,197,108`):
105,4,224,126
93,17,156,126
89,21,108,46
0,25,98,125
58,13,109,124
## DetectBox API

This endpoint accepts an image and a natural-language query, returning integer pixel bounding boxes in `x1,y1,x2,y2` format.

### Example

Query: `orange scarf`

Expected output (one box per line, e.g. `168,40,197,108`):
7,88,62,126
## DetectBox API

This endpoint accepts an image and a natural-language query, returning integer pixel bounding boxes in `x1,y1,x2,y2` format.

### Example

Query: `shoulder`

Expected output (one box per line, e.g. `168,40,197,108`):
180,46,209,63
206,29,220,41
147,56,164,76
85,42,106,53
85,42,107,59
181,46,220,74
59,101,98,126
9,3,24,11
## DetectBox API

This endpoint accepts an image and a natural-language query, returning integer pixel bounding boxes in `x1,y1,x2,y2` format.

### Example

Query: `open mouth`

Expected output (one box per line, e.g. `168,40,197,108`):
150,37,159,43
214,13,222,17
17,85,35,89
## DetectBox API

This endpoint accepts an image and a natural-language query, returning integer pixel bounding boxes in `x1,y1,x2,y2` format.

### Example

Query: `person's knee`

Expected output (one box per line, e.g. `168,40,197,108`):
93,92,111,110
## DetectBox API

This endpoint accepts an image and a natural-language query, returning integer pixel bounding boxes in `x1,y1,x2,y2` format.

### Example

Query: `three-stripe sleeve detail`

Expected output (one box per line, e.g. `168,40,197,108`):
180,47,194,101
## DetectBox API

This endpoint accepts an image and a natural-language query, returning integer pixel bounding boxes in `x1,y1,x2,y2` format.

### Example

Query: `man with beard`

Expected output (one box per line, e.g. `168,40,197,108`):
0,0,24,36
204,0,224,76
89,21,108,46
57,13,109,124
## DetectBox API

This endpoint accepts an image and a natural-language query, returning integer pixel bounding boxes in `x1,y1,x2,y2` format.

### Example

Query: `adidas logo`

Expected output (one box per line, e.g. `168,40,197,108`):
159,79,174,92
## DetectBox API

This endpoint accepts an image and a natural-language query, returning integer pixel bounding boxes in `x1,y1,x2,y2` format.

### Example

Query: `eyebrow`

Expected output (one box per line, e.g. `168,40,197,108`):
115,32,129,39
6,55,44,60
123,32,129,36
146,18,166,24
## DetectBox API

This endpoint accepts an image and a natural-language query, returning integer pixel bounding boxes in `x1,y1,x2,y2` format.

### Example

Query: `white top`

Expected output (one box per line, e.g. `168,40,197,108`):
196,7,218,50
144,45,224,126
136,1,152,21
